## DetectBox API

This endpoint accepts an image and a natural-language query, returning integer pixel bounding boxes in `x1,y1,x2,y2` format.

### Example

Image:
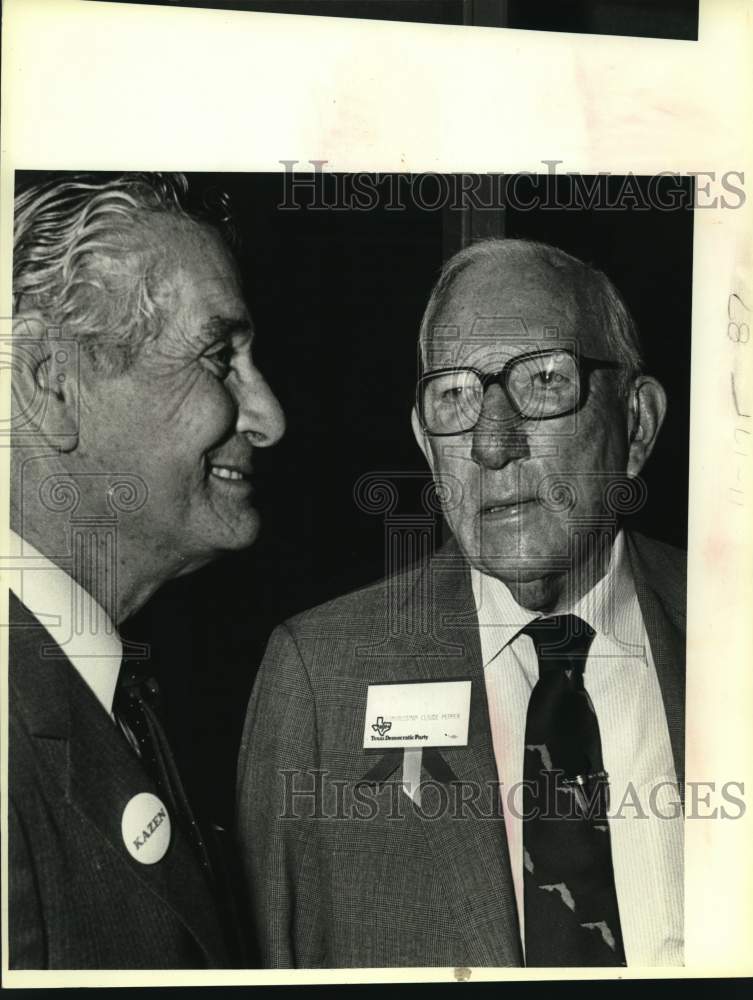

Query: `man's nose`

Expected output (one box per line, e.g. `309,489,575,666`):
470,384,529,470
233,367,286,447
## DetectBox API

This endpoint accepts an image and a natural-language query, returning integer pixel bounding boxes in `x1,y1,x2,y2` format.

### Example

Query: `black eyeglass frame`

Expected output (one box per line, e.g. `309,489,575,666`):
416,348,625,437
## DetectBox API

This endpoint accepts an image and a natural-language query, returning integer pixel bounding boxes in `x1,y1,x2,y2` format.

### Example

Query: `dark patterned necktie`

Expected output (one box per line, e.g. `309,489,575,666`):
114,660,246,964
113,660,212,877
521,614,626,967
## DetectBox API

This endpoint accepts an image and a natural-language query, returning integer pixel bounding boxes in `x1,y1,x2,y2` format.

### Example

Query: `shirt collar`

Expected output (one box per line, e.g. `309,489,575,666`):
471,530,645,668
7,530,122,715
471,559,540,670
569,530,645,652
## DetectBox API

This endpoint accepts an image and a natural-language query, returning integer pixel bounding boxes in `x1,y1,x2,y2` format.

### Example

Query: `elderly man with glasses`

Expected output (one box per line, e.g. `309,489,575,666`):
237,239,685,969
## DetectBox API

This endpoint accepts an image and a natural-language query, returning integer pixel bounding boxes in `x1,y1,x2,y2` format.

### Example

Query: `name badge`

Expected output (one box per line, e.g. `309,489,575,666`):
363,680,471,749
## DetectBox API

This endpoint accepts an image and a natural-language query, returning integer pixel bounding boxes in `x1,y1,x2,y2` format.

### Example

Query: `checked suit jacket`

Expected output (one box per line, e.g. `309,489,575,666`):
7,593,231,969
237,531,686,968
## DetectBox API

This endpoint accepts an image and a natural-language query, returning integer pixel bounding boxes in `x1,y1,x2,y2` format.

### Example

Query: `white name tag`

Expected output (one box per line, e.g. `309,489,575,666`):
363,680,471,749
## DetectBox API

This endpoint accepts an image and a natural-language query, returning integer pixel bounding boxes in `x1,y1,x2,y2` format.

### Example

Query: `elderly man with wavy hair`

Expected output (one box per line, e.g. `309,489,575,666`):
7,173,284,969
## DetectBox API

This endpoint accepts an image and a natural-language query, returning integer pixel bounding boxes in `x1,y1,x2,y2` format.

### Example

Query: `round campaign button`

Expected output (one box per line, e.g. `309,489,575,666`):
121,792,171,865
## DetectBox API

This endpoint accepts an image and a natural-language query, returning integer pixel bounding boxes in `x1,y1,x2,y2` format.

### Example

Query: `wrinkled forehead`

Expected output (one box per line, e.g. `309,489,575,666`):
145,214,237,278
146,216,244,308
423,257,605,370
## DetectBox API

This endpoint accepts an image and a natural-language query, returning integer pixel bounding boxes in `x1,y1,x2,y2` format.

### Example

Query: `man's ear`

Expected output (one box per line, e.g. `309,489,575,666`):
11,316,79,452
626,375,667,478
411,406,434,472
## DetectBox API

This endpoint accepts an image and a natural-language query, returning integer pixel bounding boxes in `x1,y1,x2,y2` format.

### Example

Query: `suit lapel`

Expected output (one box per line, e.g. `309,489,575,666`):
9,595,227,965
625,533,686,795
400,532,684,961
380,543,523,965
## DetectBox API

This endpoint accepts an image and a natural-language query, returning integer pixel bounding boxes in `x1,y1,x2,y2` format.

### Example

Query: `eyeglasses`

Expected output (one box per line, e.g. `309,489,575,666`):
417,349,623,437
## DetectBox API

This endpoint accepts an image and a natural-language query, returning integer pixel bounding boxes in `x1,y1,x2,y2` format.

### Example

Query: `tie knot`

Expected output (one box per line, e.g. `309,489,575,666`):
117,659,161,707
521,614,595,675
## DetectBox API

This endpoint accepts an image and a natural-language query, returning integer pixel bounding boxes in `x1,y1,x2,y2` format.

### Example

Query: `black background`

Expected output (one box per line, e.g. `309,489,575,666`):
112,172,694,829
95,0,700,40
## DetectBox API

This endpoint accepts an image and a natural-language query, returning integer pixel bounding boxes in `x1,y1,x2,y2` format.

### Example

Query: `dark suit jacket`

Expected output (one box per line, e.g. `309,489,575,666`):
237,531,686,968
8,594,231,969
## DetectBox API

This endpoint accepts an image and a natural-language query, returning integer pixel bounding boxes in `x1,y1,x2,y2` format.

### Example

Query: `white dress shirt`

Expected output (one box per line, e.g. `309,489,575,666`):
472,531,684,966
7,529,122,716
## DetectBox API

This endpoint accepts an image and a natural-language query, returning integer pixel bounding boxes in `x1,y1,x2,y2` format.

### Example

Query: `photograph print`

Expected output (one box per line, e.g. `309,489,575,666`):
6,166,693,971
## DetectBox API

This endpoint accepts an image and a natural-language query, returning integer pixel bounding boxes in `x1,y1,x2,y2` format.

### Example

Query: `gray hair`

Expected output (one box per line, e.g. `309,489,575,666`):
419,238,644,395
13,173,233,373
